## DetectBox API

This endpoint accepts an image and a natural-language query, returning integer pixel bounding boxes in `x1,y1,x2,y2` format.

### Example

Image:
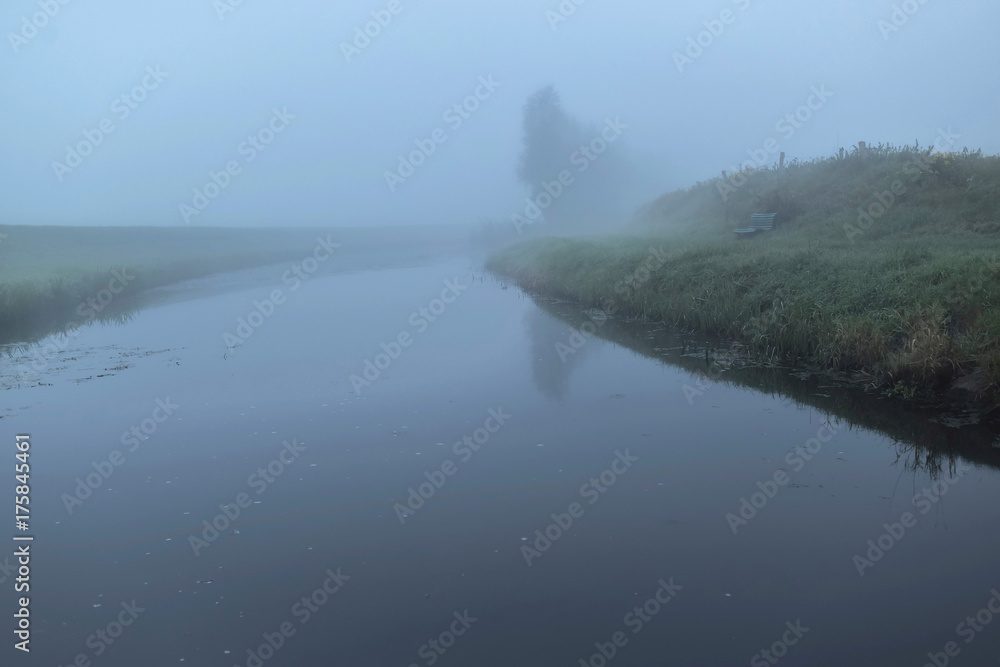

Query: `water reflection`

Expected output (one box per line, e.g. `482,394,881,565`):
1,295,145,351
524,290,1000,474
8,259,1000,666
526,308,595,401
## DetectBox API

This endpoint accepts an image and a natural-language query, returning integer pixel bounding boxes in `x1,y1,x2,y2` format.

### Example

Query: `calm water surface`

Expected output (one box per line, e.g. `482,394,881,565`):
3,255,1000,666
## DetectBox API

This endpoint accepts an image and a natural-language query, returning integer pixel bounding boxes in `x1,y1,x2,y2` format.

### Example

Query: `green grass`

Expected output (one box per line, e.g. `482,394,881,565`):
488,145,1000,403
0,224,467,346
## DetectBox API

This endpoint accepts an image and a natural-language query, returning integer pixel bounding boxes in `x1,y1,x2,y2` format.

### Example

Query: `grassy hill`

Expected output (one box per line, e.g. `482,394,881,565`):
487,144,1000,403
634,143,1000,240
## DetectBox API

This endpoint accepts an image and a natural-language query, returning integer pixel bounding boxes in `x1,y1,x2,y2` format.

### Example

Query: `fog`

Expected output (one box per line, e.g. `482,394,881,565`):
1,0,997,227
7,4,1000,665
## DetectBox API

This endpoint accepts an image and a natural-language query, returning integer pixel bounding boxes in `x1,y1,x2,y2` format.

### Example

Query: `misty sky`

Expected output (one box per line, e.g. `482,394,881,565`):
1,0,997,227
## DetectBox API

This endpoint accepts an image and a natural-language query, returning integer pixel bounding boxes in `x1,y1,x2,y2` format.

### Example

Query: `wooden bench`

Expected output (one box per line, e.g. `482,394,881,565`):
734,213,776,236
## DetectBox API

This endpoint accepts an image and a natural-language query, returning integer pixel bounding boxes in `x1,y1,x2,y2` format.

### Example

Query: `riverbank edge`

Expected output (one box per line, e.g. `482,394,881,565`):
485,236,1000,411
0,251,325,347
0,224,472,347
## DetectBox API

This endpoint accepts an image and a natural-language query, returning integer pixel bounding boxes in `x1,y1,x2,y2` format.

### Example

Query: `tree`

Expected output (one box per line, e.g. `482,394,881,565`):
517,85,581,190
516,85,631,229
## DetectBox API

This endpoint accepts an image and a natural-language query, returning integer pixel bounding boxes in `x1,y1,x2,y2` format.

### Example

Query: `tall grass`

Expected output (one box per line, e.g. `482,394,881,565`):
634,143,1000,241
489,145,1000,402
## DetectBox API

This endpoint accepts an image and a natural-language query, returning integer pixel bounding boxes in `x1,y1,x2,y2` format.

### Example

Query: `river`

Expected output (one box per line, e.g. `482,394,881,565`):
3,252,1000,666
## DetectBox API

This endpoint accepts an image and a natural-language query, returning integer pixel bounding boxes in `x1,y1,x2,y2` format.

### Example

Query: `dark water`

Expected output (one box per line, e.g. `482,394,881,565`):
3,255,1000,666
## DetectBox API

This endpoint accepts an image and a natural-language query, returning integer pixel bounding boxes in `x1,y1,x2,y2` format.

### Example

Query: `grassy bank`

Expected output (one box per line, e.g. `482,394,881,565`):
488,145,1000,403
529,291,1000,470
0,224,467,346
